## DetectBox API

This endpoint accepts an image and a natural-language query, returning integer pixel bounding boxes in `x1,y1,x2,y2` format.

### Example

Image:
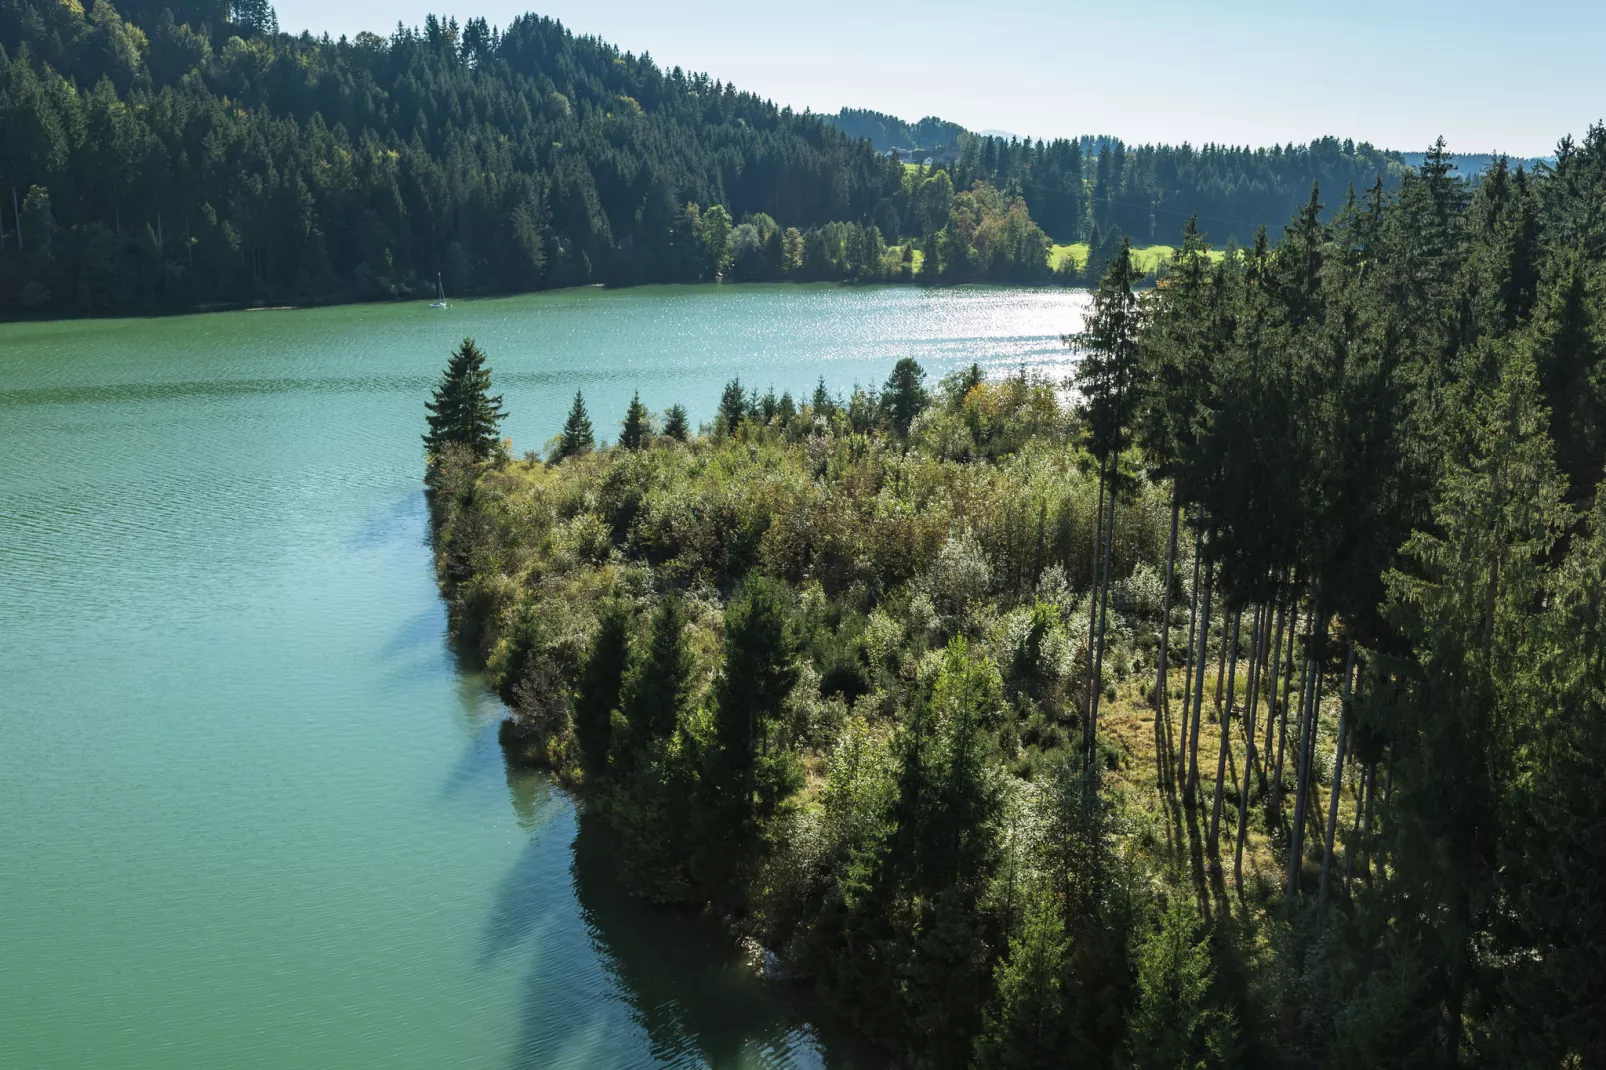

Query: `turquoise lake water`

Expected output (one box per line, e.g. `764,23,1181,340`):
0,284,1090,1067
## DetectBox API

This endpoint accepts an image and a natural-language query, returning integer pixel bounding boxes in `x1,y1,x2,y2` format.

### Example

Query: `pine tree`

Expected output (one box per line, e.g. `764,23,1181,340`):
423,337,506,461
662,404,689,441
552,390,594,461
618,391,651,449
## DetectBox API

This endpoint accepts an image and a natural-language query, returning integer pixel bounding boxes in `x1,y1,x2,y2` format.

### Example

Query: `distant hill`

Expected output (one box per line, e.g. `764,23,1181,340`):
826,108,967,153
826,109,1407,245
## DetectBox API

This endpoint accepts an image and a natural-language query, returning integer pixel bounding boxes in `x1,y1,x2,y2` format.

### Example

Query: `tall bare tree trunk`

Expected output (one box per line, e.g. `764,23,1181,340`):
1213,606,1229,714
1154,494,1180,716
1262,594,1289,791
1320,643,1358,906
1088,462,1119,758
1085,457,1107,753
1345,764,1366,887
1241,603,1266,785
1178,524,1203,787
1287,611,1329,902
1236,602,1270,892
1273,599,1307,813
13,186,22,251
1209,606,1244,856
1284,655,1316,901
1187,550,1214,799
1359,759,1378,887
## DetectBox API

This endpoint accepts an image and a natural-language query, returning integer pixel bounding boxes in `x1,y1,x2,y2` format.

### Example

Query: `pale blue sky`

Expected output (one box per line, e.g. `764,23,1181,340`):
272,0,1602,157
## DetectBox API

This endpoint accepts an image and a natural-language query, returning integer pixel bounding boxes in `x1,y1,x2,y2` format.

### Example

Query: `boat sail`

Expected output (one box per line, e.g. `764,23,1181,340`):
430,273,449,308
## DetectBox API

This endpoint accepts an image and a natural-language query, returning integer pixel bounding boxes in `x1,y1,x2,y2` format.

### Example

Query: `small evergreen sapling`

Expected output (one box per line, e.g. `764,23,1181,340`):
662,404,689,441
552,390,595,461
619,391,651,449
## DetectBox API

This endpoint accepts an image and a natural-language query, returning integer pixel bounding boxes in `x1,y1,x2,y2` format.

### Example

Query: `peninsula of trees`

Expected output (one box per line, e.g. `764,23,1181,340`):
2,0,1409,316
425,135,1606,1066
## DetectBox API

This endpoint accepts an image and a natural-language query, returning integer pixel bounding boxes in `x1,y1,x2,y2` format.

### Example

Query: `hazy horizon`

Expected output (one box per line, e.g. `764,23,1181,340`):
271,0,1601,158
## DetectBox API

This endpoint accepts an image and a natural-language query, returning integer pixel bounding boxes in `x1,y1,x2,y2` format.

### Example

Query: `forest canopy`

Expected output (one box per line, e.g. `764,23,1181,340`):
3,0,1411,316
426,130,1606,1067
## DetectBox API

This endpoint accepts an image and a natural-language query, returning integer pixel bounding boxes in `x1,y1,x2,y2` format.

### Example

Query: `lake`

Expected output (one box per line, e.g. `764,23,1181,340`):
0,284,1091,1068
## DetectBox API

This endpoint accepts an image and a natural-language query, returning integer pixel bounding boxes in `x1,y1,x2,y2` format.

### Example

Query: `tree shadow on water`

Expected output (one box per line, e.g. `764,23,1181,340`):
554,810,886,1070
479,756,884,1068
479,773,574,969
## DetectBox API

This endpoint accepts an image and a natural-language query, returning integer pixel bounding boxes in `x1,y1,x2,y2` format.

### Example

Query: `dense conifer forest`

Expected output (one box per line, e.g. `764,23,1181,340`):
3,0,1413,316
426,133,1606,1067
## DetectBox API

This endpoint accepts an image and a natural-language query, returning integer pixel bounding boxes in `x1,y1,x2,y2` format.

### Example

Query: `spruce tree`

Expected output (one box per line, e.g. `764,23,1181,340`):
661,403,689,442
717,378,748,436
1351,336,1569,1064
423,337,506,461
574,602,631,772
1074,240,1143,755
552,390,594,461
1530,254,1604,505
618,391,651,450
881,357,929,435
810,377,836,416
619,594,695,746
691,575,801,902
974,898,1074,1066
885,638,1006,1059
1128,889,1232,1068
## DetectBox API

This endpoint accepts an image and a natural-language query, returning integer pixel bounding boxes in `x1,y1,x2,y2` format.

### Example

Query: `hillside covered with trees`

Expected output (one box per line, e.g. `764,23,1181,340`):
825,107,966,154
425,133,1606,1066
2,0,1417,316
831,106,1411,251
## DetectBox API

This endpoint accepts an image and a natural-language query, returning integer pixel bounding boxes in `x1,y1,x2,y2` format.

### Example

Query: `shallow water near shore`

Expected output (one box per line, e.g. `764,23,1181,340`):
0,284,1089,1068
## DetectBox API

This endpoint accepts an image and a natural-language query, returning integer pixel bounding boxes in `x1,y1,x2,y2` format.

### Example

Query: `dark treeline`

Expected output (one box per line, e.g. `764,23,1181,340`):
826,105,1412,249
955,132,1408,248
1,0,1411,317
0,0,907,313
826,107,966,153
1068,130,1606,1065
427,133,1605,1067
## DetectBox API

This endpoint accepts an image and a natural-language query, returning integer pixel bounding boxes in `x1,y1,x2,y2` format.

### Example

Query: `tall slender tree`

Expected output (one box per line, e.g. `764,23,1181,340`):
1073,239,1143,758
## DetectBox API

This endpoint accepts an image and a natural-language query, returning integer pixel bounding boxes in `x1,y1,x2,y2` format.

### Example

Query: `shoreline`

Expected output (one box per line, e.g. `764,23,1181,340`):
0,275,1131,327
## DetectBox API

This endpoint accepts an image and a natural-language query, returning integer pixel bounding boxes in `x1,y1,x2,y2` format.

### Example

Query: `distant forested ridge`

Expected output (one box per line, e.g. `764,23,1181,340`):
0,0,1480,316
826,107,966,153
0,0,909,313
959,133,1409,246
832,106,1413,248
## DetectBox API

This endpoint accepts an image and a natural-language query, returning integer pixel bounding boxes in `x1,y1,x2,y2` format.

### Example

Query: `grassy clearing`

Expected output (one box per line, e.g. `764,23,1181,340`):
1050,242,1226,275
1100,665,1361,916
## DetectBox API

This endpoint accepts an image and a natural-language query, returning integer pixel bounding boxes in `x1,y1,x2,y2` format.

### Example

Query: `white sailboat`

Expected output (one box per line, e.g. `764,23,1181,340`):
430,272,449,308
